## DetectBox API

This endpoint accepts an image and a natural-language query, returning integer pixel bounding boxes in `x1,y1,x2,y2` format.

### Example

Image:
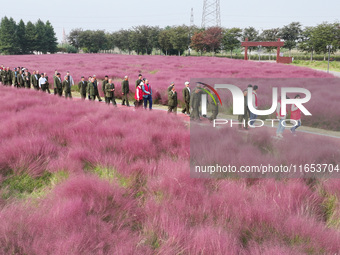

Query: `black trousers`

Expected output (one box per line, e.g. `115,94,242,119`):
182,101,190,114
168,105,177,114
122,94,130,106
57,88,63,96
134,100,143,108
65,90,72,99
41,84,48,92
106,97,117,106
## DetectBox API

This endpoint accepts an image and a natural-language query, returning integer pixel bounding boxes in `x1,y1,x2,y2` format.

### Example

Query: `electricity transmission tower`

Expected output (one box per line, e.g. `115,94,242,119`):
201,0,221,28
62,28,67,44
190,8,194,26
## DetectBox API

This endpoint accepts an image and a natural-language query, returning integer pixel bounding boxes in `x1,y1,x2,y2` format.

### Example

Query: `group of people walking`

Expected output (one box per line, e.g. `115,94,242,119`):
0,66,75,97
1,65,301,136
0,65,193,114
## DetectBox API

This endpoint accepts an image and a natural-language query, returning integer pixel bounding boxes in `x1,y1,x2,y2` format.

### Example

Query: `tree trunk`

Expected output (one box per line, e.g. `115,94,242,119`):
165,50,167,56
324,54,326,61
310,50,313,61
178,50,180,56
289,49,291,57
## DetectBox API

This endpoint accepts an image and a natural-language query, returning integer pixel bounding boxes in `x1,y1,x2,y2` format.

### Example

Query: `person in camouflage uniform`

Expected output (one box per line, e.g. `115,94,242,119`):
44,73,51,94
92,75,102,101
182,81,191,115
105,78,117,106
6,67,13,86
87,77,97,101
78,76,88,100
36,70,41,89
1,67,8,85
168,85,178,114
31,71,39,90
190,86,201,121
121,76,130,106
30,71,35,89
208,93,219,122
0,65,3,84
62,75,72,99
52,70,58,95
102,75,109,102
12,68,18,87
23,69,31,89
17,70,24,88
55,73,63,96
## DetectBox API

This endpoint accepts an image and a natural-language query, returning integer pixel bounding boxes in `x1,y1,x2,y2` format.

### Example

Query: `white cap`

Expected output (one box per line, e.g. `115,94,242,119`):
124,76,128,78
185,81,190,85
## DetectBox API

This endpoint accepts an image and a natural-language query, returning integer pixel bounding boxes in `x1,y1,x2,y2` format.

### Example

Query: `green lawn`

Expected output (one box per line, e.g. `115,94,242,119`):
290,60,340,72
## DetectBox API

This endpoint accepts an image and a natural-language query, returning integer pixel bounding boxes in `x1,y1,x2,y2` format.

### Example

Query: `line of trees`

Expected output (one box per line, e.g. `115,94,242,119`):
67,22,340,59
0,16,339,59
0,17,58,55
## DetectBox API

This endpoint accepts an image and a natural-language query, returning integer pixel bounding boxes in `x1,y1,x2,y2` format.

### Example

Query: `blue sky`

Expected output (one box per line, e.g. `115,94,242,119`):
1,0,339,42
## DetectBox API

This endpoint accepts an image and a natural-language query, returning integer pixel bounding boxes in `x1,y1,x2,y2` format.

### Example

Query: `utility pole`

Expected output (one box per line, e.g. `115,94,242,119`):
326,44,332,73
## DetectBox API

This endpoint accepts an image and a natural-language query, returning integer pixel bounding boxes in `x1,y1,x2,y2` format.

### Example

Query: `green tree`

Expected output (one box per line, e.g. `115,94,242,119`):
106,33,115,50
17,19,27,54
298,26,316,61
35,19,47,53
0,17,19,54
25,21,36,53
279,22,302,56
242,27,259,53
130,26,147,54
148,26,161,54
158,28,173,55
312,22,338,59
129,26,160,55
87,30,108,53
259,28,280,59
45,20,58,53
112,29,134,54
68,28,83,49
222,27,242,58
170,25,190,56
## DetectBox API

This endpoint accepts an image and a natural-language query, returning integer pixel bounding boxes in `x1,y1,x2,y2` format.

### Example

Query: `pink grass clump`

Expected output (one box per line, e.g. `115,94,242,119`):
0,175,152,255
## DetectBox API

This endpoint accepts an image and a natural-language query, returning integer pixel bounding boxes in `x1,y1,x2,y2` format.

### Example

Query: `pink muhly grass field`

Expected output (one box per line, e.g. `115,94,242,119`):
0,79,340,253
